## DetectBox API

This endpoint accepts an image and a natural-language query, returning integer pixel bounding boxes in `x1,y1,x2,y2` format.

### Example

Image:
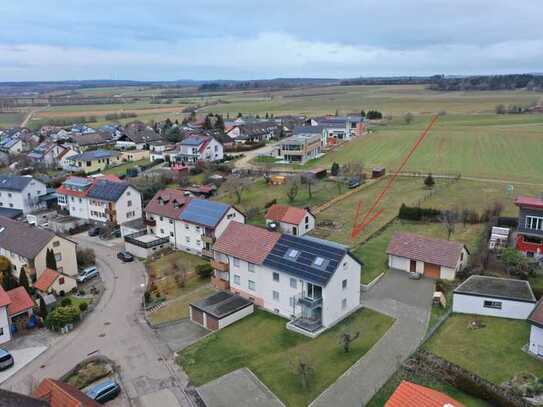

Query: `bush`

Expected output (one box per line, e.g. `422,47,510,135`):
189,167,203,176
264,199,277,209
78,302,88,312
144,291,151,303
398,204,441,221
61,297,72,307
196,264,214,279
44,306,81,330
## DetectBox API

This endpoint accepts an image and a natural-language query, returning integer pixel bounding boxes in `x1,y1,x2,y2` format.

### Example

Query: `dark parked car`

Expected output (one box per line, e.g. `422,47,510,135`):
86,379,121,403
88,226,102,237
117,251,134,262
348,177,361,189
0,349,14,371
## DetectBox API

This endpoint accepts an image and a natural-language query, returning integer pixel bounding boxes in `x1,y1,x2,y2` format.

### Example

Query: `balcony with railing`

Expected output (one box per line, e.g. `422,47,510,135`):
202,248,214,258
144,217,156,227
124,230,170,249
298,295,323,309
210,259,229,273
202,234,215,244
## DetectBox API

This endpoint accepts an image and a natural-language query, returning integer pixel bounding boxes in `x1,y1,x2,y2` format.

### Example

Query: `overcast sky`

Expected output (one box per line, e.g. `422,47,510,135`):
1,0,542,81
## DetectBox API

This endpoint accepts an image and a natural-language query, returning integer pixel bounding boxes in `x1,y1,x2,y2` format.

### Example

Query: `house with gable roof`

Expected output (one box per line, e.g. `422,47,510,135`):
173,135,223,165
66,149,121,174
0,175,47,215
265,204,315,236
57,176,142,225
211,222,362,337
135,188,244,257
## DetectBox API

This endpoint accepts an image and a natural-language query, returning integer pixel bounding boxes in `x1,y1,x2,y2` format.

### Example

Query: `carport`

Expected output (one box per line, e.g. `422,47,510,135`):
189,292,253,331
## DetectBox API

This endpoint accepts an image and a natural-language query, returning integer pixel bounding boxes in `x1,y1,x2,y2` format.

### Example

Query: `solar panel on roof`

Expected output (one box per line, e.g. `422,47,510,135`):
180,199,229,227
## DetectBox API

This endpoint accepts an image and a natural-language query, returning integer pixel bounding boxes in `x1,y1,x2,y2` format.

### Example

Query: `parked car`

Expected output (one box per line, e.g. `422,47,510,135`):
88,226,102,237
0,349,14,371
348,177,361,189
117,251,134,263
408,271,422,280
86,379,121,403
77,265,99,283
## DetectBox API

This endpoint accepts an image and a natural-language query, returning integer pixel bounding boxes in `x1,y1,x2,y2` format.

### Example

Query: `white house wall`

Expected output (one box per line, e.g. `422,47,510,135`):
115,186,142,224
321,254,361,327
174,220,205,254
529,325,543,356
214,207,244,238
452,293,535,320
0,178,47,214
0,306,11,344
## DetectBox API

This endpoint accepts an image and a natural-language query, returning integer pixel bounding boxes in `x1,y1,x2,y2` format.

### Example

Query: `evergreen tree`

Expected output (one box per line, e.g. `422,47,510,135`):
46,248,57,270
331,162,340,176
2,272,18,291
360,110,366,117
19,268,30,291
215,115,225,132
39,296,48,318
203,115,213,130
424,173,435,188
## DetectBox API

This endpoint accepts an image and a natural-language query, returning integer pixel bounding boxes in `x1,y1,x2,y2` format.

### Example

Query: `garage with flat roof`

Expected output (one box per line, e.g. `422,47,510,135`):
452,275,536,320
189,291,254,331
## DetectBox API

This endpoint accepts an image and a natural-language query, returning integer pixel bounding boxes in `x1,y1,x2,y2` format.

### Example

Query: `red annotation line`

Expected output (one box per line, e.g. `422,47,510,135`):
351,115,439,239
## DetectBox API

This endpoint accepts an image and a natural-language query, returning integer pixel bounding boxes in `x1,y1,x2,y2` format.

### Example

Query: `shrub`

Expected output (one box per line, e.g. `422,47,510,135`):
61,297,72,307
196,264,214,279
78,302,88,312
144,291,151,303
44,306,80,330
331,162,340,176
398,204,441,221
264,199,277,209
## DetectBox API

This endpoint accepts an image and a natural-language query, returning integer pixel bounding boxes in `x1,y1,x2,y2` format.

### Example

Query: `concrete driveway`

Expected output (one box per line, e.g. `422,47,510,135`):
311,269,433,407
1,233,193,406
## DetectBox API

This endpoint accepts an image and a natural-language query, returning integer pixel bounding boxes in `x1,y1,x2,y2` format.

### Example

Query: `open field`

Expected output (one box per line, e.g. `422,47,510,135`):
353,220,483,284
305,113,543,183
200,85,542,116
425,314,543,384
0,112,24,128
178,308,393,407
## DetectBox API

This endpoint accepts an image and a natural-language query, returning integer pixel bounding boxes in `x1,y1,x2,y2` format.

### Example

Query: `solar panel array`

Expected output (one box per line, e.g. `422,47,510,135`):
263,234,347,286
180,199,229,227
87,181,129,201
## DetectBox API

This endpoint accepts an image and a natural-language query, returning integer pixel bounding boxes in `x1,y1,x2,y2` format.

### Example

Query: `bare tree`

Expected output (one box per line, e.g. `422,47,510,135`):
439,210,458,240
339,330,361,353
286,177,300,203
302,174,315,200
404,112,414,125
222,176,249,204
341,161,364,180
289,353,314,390
172,260,187,288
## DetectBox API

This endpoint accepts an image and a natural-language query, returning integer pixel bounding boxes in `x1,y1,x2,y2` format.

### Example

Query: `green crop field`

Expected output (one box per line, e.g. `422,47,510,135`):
0,112,24,128
306,113,543,183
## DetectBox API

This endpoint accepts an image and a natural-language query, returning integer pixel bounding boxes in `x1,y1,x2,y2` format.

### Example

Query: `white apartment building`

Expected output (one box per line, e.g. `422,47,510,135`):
0,176,48,214
57,176,142,225
129,189,245,257
212,222,362,337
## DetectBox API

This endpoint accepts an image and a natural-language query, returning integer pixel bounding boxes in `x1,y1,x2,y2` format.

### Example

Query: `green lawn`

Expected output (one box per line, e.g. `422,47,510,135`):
367,370,491,407
104,159,150,176
178,308,394,407
353,220,482,285
147,286,216,324
425,314,543,384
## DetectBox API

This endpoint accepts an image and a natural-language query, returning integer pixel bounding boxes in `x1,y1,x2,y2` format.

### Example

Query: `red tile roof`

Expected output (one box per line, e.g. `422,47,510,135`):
33,378,101,407
145,189,191,219
386,381,464,407
515,195,543,209
214,222,280,264
6,286,34,316
34,269,60,292
529,297,543,328
386,232,465,269
265,204,309,225
0,286,11,308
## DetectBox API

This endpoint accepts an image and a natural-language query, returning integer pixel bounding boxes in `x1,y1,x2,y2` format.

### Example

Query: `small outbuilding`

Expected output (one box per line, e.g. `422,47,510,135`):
453,275,536,320
528,298,543,357
265,204,315,237
189,291,253,331
386,232,469,280
372,166,386,178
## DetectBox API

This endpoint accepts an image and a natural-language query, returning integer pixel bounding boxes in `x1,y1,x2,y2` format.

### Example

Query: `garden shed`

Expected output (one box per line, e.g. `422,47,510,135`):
189,291,253,331
453,275,536,320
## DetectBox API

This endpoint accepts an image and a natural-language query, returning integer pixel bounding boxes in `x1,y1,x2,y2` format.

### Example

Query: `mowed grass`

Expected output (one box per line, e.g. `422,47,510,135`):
353,220,483,285
425,314,543,384
104,159,150,176
147,286,215,324
310,113,543,183
178,308,394,407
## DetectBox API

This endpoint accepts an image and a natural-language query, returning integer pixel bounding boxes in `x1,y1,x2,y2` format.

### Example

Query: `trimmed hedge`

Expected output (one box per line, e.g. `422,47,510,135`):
398,204,441,221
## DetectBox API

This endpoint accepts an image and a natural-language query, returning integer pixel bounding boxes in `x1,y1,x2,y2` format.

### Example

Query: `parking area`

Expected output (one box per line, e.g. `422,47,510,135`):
154,320,208,353
0,346,47,384
197,368,285,407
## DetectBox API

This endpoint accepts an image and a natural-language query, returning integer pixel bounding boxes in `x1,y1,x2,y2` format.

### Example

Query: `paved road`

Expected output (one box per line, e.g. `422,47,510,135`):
311,270,433,407
233,142,279,169
2,234,192,407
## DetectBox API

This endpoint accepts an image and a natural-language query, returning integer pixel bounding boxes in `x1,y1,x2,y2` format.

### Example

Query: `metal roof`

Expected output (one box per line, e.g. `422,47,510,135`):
180,199,229,227
0,175,37,192
87,180,129,201
70,149,119,161
454,275,536,303
190,291,252,319
181,136,205,146
64,177,92,189
263,234,349,286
